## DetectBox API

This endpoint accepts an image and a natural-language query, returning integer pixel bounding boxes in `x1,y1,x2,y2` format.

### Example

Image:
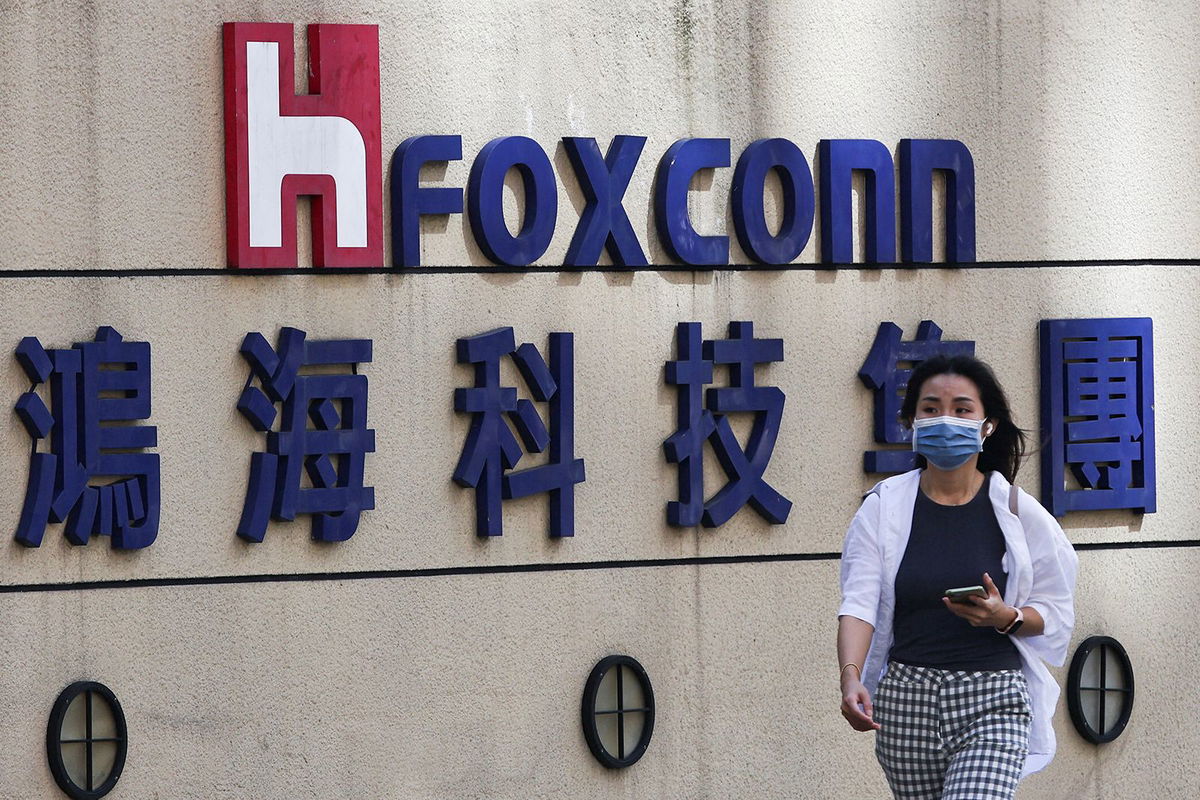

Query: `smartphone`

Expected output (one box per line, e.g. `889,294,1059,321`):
944,585,987,604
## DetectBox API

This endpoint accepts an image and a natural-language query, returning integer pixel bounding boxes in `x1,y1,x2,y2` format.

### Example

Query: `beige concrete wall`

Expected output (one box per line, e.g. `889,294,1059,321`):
1,550,1196,798
1,2,1198,799
1,0,1198,270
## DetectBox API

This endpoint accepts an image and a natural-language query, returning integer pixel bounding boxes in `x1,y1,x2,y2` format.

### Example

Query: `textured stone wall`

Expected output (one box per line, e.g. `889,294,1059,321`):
1,2,1197,798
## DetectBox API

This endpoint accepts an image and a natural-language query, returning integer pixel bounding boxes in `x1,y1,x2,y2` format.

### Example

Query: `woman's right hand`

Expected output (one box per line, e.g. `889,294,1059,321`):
840,675,881,731
836,616,879,731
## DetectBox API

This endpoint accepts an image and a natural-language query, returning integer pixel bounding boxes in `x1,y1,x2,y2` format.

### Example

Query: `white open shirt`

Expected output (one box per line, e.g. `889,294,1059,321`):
838,469,1079,777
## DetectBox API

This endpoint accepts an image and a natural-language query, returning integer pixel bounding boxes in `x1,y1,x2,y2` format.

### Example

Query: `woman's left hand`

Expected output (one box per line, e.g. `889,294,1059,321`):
943,572,1014,628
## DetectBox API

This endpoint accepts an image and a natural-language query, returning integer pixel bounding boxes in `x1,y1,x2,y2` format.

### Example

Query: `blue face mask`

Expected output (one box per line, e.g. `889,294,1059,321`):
911,416,986,470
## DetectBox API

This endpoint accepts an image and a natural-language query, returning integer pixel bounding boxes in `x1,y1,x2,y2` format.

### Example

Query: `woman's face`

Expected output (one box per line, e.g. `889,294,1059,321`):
913,373,989,425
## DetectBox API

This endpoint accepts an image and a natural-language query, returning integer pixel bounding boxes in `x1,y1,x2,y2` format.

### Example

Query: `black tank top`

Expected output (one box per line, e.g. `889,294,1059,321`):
889,473,1021,671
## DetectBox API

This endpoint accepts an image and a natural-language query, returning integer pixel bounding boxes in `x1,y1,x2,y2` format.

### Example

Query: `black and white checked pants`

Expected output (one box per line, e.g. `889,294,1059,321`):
874,661,1032,800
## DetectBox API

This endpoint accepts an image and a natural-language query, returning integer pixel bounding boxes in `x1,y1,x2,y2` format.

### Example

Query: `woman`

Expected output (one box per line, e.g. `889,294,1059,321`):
836,354,1077,799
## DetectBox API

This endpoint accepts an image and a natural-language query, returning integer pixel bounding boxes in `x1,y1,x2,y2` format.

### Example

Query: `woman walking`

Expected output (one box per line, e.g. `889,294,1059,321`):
836,354,1077,799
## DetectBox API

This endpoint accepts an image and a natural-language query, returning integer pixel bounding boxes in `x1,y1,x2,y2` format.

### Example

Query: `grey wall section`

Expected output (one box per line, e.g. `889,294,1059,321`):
1,1,1198,798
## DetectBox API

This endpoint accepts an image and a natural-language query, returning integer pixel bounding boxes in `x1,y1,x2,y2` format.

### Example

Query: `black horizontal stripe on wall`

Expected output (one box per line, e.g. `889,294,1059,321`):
0,539,1196,595
0,552,840,594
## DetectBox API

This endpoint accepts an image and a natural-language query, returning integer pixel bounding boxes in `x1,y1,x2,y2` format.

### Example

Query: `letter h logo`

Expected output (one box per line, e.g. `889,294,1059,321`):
223,23,383,268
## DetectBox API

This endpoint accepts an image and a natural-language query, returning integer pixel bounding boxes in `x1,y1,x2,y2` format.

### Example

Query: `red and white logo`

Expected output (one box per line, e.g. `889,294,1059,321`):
222,23,383,268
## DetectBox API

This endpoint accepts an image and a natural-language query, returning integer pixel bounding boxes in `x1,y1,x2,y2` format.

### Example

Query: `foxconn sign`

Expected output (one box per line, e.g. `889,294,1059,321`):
223,22,977,269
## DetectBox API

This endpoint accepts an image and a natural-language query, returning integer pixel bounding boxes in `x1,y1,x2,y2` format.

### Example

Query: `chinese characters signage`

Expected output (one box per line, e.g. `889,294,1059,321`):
1040,318,1155,516
236,327,376,542
858,320,974,474
663,322,791,527
452,328,584,537
10,316,1154,551
16,328,159,549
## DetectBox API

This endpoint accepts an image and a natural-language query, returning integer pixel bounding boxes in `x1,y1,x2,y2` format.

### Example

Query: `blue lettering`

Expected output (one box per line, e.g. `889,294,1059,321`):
387,134,975,268
654,138,731,266
818,139,896,264
731,138,814,264
467,136,558,266
390,135,464,268
899,138,975,263
562,135,648,267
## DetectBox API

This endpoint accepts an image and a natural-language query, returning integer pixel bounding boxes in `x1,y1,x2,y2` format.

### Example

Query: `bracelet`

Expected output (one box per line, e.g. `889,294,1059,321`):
839,663,861,679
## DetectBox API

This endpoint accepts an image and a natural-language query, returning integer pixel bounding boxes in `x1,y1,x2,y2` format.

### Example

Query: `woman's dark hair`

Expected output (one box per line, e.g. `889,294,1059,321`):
899,354,1027,482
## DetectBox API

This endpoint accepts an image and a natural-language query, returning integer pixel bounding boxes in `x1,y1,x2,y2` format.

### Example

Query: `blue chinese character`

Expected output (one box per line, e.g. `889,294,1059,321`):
14,327,160,549
1040,318,1155,516
664,321,791,527
236,327,375,542
453,328,584,537
858,320,974,473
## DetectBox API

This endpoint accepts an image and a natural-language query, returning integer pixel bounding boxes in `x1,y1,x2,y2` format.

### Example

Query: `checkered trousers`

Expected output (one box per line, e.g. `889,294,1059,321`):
874,661,1032,800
